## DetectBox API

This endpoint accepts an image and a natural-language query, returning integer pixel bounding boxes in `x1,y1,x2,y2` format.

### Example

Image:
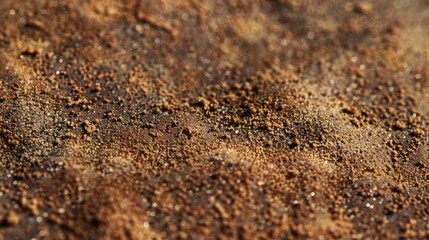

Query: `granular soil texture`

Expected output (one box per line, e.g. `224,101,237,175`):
0,0,428,239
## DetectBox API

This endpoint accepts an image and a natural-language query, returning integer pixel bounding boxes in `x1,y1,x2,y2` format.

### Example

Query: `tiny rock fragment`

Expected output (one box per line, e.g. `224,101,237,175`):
285,0,300,9
197,97,210,111
136,13,178,38
148,131,158,137
354,2,373,15
183,126,200,138
84,120,97,134
29,202,40,216
392,183,404,193
394,120,406,130
24,19,47,32
293,138,301,147
214,202,229,220
21,46,42,56
94,83,101,92
249,106,257,114
350,118,361,127
84,135,93,142
65,132,77,139
264,121,272,129
342,106,359,116
412,128,424,136
289,168,299,178
5,211,19,226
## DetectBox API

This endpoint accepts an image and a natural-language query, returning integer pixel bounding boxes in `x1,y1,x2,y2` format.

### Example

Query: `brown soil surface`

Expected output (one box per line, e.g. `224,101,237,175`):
0,0,428,239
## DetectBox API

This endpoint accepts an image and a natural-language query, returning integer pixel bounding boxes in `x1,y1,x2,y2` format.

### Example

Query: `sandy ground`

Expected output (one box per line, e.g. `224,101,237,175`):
0,0,428,239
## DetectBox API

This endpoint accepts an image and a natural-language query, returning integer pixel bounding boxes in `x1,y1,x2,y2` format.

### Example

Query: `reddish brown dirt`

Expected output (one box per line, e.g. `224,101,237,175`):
0,0,428,239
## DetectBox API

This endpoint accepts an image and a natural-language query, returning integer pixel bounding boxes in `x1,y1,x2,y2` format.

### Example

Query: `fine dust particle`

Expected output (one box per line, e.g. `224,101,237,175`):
354,2,373,15
4,211,19,226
